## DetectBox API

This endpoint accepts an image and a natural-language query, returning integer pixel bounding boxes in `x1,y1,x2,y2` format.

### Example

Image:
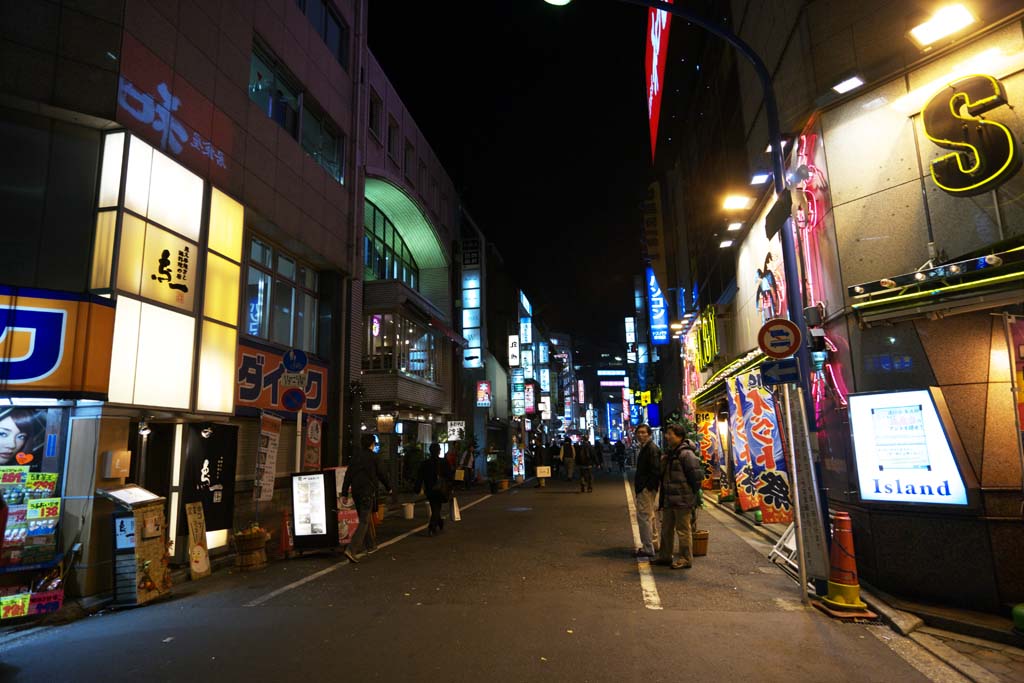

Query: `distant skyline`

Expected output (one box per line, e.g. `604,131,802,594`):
368,1,653,346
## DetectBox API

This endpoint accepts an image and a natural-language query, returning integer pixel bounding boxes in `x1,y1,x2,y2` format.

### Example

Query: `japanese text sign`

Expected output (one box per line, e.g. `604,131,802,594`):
236,342,327,416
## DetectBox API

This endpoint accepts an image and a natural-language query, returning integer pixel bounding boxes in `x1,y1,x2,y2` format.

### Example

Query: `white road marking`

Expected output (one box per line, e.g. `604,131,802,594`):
244,494,493,607
622,474,662,611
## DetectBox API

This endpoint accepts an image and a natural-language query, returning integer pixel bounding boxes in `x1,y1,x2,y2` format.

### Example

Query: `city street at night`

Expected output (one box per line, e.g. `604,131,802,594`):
0,473,965,682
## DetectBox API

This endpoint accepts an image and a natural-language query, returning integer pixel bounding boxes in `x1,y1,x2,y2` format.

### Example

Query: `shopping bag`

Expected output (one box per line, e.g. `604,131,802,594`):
450,496,461,522
454,469,465,481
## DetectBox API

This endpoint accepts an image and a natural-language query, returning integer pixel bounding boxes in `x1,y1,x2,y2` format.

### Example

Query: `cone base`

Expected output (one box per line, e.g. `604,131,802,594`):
822,580,868,611
812,599,877,621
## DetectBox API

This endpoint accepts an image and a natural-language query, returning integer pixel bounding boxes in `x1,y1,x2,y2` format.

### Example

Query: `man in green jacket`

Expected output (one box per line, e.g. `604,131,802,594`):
655,423,703,569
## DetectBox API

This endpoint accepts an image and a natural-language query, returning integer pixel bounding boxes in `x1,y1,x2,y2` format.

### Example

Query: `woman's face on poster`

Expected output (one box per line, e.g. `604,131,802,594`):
0,416,28,465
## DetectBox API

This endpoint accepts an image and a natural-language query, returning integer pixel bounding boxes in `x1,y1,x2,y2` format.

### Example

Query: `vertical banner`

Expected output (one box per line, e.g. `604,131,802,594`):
726,379,757,511
734,372,793,523
303,415,322,471
185,501,210,580
645,0,673,160
254,412,281,502
695,411,722,490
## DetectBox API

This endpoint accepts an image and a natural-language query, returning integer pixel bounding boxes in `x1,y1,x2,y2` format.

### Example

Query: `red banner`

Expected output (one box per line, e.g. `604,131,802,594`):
645,1,673,160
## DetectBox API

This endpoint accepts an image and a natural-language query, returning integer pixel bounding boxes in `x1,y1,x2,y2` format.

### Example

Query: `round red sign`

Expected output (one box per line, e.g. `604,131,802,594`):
757,318,802,359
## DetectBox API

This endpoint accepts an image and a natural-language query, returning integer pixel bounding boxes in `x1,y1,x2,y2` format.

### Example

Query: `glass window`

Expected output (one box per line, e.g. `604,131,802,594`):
245,237,319,354
369,90,382,140
249,49,299,138
363,200,419,289
300,101,344,185
363,313,438,384
298,0,349,70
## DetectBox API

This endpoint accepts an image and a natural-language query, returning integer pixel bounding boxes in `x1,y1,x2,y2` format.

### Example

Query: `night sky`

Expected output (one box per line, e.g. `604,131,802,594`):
368,1,652,348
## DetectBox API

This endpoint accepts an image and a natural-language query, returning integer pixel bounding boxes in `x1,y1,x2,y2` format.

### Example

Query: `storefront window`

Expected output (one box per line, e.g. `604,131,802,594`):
245,237,318,354
364,200,419,290
363,313,438,384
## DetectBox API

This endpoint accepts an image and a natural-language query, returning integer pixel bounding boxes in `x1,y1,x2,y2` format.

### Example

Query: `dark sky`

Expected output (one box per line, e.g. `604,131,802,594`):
367,1,652,346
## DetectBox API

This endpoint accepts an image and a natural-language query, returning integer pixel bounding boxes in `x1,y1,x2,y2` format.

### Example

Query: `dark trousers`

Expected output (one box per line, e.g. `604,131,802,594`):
427,494,445,533
579,466,593,492
348,497,372,553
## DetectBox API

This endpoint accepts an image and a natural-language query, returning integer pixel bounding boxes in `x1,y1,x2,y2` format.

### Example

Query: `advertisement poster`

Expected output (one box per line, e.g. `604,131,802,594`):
476,381,492,408
254,412,281,503
726,373,793,523
292,474,327,536
236,341,328,416
849,389,969,505
512,446,525,478
0,594,30,620
1012,319,1024,443
183,425,237,532
303,415,322,471
695,411,723,489
185,501,210,580
0,409,48,472
338,508,359,545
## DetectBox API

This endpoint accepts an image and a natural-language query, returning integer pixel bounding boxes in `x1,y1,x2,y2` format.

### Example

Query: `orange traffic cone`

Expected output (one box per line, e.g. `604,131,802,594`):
813,511,876,619
277,508,294,559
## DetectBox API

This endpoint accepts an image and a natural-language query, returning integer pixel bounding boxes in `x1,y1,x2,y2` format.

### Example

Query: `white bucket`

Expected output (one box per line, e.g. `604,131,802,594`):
402,503,415,520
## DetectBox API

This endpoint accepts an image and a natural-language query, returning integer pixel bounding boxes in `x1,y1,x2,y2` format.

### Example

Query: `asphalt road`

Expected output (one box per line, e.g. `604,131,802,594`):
0,471,957,682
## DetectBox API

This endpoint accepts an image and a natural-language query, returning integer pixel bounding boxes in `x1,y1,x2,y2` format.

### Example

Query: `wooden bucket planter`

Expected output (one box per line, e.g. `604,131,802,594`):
235,532,269,571
692,529,710,557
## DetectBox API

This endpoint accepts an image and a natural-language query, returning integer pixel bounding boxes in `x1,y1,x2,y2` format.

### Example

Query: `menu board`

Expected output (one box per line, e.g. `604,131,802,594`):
849,389,969,506
254,413,281,502
292,474,327,536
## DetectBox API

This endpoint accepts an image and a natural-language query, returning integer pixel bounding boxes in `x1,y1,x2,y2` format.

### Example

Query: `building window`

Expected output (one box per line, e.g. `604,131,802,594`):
363,313,439,384
363,200,419,290
245,237,319,354
248,48,300,138
368,89,383,141
418,161,428,195
387,117,399,160
301,102,345,184
296,0,350,70
404,140,414,181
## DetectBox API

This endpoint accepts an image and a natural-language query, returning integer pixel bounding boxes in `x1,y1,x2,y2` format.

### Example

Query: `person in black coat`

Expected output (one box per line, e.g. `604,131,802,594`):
341,432,392,562
415,443,452,536
633,424,661,558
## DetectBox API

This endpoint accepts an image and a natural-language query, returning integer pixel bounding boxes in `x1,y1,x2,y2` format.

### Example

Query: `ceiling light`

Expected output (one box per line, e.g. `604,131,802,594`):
750,172,771,185
913,272,927,281
138,420,151,437
909,4,976,49
832,76,865,94
727,222,742,232
670,323,684,330
719,240,734,248
543,0,572,5
722,195,753,210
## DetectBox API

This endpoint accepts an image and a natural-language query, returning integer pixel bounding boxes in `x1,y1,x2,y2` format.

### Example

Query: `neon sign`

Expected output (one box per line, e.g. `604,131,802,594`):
645,0,673,160
693,307,718,371
646,267,669,345
922,74,1020,196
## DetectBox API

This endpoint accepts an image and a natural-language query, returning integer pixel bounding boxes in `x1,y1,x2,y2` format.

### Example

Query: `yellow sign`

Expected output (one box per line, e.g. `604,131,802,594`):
0,289,114,396
27,498,61,520
694,307,719,371
640,391,652,407
0,594,30,620
139,224,197,312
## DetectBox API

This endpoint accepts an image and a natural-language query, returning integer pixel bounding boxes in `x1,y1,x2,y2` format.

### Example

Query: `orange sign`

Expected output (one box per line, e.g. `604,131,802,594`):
0,287,114,396
236,342,328,416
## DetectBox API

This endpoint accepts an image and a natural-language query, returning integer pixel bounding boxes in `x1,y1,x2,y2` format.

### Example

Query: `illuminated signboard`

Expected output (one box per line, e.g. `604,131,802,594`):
597,369,626,376
476,381,492,408
577,379,585,404
540,368,550,393
625,316,636,344
519,318,533,345
512,368,526,416
508,335,520,366
849,389,969,506
645,0,673,160
694,307,719,371
236,341,327,416
461,267,482,368
538,342,549,365
539,396,552,420
522,348,534,379
600,380,627,388
519,291,532,316
646,267,669,345
0,288,114,397
525,384,536,414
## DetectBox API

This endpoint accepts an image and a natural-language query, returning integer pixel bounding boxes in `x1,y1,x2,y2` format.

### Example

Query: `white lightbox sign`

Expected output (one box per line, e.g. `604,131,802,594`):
508,335,520,366
849,389,968,506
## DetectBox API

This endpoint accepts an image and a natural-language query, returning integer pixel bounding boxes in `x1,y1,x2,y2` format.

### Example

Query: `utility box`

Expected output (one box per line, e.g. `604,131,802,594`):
97,486,170,606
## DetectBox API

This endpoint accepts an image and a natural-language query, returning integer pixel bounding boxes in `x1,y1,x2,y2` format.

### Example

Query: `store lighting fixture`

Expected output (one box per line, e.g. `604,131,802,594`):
908,4,976,50
880,278,897,288
371,403,381,411
764,140,788,154
719,240,734,248
543,0,572,5
727,222,742,232
750,172,771,185
913,272,927,281
138,420,152,436
201,426,213,439
670,322,684,330
832,75,865,94
985,254,1003,267
722,195,753,210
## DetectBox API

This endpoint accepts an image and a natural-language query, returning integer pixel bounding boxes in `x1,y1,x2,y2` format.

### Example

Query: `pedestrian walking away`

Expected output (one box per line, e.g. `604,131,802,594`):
614,440,626,473
458,439,476,490
632,423,661,558
560,439,577,481
415,443,452,536
576,437,594,493
655,423,702,570
341,432,393,563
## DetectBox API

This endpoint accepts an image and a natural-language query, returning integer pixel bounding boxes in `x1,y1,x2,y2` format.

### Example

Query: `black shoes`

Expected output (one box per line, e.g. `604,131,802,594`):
344,548,359,563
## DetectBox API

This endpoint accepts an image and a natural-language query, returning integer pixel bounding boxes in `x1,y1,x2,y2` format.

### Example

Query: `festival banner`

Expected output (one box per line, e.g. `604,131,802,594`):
725,381,757,511
695,412,720,490
734,372,793,523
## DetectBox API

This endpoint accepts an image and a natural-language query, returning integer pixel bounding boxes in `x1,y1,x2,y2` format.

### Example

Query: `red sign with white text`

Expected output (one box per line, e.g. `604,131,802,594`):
645,1,673,161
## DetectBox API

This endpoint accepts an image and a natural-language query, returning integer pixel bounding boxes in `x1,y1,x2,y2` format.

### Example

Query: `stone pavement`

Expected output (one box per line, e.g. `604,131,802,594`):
924,628,1024,683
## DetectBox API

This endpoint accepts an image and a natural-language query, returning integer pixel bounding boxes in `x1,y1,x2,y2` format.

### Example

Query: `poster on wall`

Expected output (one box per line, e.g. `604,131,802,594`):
1013,319,1024,444
254,412,281,503
725,372,793,523
303,415,322,472
848,389,969,506
236,341,328,416
0,408,50,472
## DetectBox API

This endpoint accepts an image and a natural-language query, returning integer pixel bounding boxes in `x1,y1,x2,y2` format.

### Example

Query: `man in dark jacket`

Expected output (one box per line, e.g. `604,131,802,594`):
341,432,392,563
414,443,452,536
577,437,594,493
655,423,703,569
633,424,661,558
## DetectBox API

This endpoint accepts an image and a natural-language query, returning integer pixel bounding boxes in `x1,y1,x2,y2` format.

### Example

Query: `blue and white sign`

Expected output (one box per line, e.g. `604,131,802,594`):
539,368,550,393
538,342,549,365
759,357,800,387
519,318,532,345
519,291,532,316
646,267,669,345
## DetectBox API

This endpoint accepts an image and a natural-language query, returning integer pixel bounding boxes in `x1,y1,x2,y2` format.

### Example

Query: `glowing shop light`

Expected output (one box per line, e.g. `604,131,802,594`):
750,172,771,185
909,4,976,49
722,195,753,210
832,75,865,94
727,222,742,231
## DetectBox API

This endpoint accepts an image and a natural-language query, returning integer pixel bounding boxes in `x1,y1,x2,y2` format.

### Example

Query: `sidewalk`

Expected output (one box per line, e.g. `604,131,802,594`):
707,492,1024,682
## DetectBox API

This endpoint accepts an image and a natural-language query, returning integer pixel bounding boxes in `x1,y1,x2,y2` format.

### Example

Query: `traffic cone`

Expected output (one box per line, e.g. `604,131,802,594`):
277,508,294,559
813,511,875,619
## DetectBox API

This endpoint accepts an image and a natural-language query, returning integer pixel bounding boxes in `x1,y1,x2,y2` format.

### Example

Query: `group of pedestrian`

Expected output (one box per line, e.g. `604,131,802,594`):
633,422,703,570
551,436,603,492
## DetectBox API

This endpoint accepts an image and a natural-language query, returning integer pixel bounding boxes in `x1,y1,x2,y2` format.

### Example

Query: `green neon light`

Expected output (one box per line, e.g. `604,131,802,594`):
691,351,765,405
852,271,1024,311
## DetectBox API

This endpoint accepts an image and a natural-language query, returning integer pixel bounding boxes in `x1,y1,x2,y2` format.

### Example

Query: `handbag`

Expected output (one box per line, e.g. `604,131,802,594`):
450,496,461,522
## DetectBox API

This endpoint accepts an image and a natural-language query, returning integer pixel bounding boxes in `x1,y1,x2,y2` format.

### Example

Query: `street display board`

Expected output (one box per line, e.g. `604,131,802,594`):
849,389,969,506
291,471,339,550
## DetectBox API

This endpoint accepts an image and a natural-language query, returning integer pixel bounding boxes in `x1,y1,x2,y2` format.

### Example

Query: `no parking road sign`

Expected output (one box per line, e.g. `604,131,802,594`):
757,318,802,359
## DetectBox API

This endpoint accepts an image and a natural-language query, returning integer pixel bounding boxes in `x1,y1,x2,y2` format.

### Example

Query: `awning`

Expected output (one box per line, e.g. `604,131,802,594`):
429,318,468,346
691,349,765,407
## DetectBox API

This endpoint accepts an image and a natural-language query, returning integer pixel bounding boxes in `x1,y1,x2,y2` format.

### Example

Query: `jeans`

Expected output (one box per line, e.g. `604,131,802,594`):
636,488,660,555
579,466,593,492
427,495,444,533
348,498,373,553
658,506,693,565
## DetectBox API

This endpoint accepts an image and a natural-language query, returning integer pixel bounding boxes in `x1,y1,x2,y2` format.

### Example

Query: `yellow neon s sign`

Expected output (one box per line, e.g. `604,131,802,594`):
922,74,1021,196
